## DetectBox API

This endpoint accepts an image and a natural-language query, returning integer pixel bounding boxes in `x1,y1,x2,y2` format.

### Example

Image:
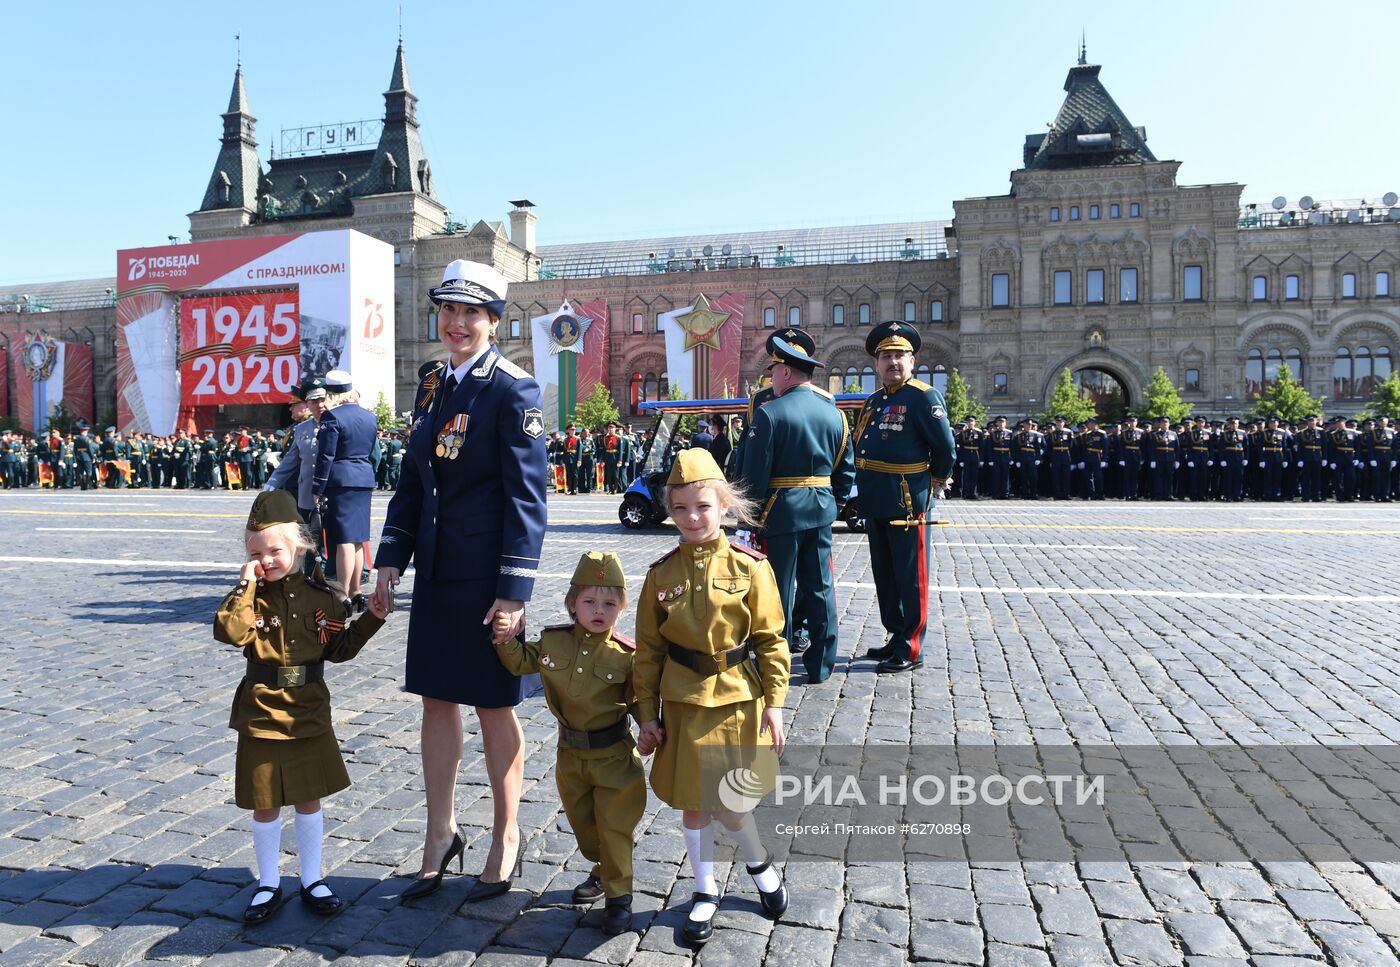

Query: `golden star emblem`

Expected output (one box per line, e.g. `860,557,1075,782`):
675,294,730,352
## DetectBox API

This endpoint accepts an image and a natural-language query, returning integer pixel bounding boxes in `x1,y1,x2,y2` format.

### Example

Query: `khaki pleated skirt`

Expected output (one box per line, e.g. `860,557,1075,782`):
236,731,350,810
649,698,779,812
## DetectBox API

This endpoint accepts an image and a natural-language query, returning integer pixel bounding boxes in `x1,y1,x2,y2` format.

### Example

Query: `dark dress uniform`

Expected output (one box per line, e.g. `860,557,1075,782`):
1117,425,1144,499
1146,425,1179,500
74,431,96,490
852,323,956,671
312,400,378,547
1216,426,1249,501
1078,425,1108,499
1366,425,1395,501
982,423,1014,498
1295,424,1326,501
1185,425,1213,501
1046,426,1075,499
1012,425,1042,498
1326,424,1360,501
1257,426,1288,501
740,346,855,683
956,424,984,499
562,431,580,494
377,346,548,708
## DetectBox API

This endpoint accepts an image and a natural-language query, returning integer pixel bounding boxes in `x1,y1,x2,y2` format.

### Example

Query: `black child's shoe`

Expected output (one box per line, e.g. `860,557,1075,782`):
682,892,722,946
601,894,633,935
572,873,604,905
746,854,788,918
299,879,344,916
243,884,283,924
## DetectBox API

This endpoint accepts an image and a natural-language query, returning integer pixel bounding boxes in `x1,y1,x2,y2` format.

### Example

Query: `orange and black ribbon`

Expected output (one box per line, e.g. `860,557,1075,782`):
419,372,441,412
315,609,345,644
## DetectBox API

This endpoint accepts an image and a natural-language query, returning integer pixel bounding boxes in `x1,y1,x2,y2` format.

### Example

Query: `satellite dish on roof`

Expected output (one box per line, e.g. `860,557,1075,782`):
741,244,752,257
1299,196,1316,210
702,244,713,256
721,243,732,256
1384,192,1399,207
685,248,693,258
1271,196,1287,211
667,248,676,258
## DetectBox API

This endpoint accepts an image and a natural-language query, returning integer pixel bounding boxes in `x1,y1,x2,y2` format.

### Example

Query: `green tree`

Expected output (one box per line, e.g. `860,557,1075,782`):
47,400,77,434
667,383,698,437
1038,367,1098,425
942,368,989,426
1251,364,1323,422
1136,366,1194,423
371,391,396,431
571,383,622,431
1361,371,1400,421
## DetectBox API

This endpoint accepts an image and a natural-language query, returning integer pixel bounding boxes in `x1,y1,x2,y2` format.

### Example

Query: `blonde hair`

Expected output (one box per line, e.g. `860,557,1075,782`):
665,477,760,527
323,390,356,408
564,584,629,617
244,520,316,558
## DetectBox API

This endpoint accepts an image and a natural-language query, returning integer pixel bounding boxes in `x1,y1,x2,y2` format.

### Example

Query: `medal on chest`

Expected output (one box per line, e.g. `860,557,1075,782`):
436,414,468,459
540,651,553,669
658,580,689,602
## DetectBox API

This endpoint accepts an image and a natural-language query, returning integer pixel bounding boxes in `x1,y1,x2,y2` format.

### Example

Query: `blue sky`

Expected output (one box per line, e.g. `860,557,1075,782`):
1,0,1393,285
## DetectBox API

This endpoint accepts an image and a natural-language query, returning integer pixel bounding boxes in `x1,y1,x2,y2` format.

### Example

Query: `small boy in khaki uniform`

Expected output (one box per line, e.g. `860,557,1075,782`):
493,551,648,934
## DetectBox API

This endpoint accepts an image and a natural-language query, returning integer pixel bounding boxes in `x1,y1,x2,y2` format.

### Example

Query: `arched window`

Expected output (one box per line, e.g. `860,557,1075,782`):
1356,346,1373,397
643,372,658,405
860,366,877,393
916,365,931,383
932,363,948,394
659,372,670,399
1332,349,1351,399
1245,348,1264,399
1264,348,1283,386
1377,346,1393,381
1285,347,1303,381
629,371,643,415
828,373,843,394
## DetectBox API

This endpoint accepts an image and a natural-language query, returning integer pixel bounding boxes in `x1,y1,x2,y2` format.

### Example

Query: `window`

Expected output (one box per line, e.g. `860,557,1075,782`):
1342,273,1357,298
427,310,438,340
1246,348,1265,399
827,373,843,394
860,366,877,393
1130,203,1141,217
1252,275,1268,301
788,306,801,327
1356,346,1374,397
1089,205,1100,220
1070,206,1080,221
1378,346,1393,381
930,299,944,322
1379,271,1392,297
394,250,403,267
832,304,845,327
993,372,1008,395
1183,265,1203,301
629,372,643,414
631,312,643,334
1053,270,1071,305
763,307,775,328
1086,269,1105,304
1333,348,1352,399
903,301,916,323
991,273,1010,307
509,317,521,339
932,363,948,394
1185,368,1200,391
858,303,871,325
1110,203,1121,219
655,312,665,333
1286,347,1303,382
1285,275,1300,301
642,372,658,408
1119,267,1139,303
1050,207,1061,222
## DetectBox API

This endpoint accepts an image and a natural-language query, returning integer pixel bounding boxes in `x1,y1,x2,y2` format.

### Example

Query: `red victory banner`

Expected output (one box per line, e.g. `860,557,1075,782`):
178,290,301,405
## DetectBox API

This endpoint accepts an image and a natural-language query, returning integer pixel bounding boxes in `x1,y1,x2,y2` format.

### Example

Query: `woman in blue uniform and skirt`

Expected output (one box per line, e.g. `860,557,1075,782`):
311,372,377,611
372,260,549,902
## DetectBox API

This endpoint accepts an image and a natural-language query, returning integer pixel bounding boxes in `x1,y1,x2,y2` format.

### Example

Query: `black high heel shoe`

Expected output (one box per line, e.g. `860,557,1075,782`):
400,831,464,902
463,836,522,903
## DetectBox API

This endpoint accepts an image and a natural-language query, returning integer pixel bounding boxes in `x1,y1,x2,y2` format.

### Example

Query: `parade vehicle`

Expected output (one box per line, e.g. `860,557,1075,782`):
618,395,868,531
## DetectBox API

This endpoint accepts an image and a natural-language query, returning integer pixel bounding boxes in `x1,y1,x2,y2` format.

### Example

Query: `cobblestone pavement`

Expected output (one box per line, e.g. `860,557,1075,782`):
3,489,1400,966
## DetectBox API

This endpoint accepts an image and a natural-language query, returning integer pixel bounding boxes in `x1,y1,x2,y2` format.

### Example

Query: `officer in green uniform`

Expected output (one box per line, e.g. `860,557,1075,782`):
73,425,97,490
198,430,219,488
99,427,126,489
739,337,854,683
493,551,645,935
852,322,956,674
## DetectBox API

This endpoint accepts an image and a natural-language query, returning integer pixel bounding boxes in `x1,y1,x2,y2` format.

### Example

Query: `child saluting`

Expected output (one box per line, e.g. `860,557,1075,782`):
216,489,389,924
492,551,648,935
633,449,790,947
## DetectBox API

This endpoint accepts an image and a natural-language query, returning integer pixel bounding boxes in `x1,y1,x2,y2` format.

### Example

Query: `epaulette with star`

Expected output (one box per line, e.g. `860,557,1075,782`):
730,543,767,562
649,547,679,569
543,622,574,633
907,378,933,391
495,357,530,380
610,630,637,651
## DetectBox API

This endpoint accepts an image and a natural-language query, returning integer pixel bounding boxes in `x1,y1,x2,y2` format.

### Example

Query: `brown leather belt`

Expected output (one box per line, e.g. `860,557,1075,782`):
667,640,754,676
559,719,630,750
245,660,324,688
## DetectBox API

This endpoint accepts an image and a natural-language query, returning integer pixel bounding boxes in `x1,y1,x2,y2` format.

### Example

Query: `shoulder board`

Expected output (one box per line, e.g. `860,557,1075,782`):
495,357,530,379
907,378,933,391
730,543,767,561
543,622,575,633
610,630,637,651
649,546,680,569
418,359,445,381
809,385,834,400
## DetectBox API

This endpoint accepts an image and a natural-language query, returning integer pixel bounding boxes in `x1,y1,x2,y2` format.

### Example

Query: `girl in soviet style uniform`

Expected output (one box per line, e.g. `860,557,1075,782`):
492,551,652,935
633,449,790,947
215,489,388,923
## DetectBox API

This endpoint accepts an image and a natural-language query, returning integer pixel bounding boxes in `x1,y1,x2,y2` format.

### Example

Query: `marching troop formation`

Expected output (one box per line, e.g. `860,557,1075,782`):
952,413,1400,502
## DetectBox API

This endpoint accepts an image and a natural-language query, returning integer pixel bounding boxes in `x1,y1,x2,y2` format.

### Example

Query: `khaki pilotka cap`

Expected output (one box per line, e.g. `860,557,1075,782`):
665,448,725,486
570,551,626,588
246,490,299,531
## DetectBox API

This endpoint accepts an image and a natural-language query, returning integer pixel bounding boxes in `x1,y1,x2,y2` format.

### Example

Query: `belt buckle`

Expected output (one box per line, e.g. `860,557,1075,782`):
278,665,306,687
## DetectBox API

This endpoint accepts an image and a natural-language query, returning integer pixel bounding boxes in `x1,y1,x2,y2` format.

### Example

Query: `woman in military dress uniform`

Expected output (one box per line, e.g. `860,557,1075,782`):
372,260,548,902
312,372,377,610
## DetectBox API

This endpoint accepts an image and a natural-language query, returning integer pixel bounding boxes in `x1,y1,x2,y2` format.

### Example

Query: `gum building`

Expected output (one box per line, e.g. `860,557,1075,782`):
2,45,1396,428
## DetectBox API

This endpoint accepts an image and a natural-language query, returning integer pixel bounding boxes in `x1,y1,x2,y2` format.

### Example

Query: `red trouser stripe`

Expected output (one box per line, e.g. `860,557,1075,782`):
908,523,928,663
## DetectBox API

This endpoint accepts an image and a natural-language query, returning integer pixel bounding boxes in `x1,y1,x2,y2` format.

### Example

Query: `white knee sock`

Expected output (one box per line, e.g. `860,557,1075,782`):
728,814,781,893
252,818,281,890
683,822,718,921
294,810,332,898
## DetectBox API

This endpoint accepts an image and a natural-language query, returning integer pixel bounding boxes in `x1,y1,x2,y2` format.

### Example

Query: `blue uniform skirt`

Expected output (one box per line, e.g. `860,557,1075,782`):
324,485,372,545
405,577,523,708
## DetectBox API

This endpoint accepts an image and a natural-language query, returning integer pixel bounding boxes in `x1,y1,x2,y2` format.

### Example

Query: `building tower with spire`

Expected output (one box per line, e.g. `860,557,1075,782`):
192,66,263,229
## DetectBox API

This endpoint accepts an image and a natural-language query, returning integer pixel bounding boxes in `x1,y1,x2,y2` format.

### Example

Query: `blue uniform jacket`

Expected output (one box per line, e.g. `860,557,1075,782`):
376,347,548,600
312,403,377,495
739,383,854,535
852,378,956,521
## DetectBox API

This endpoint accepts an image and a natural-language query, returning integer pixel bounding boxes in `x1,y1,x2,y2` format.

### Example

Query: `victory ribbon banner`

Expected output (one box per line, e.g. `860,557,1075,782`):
177,290,300,405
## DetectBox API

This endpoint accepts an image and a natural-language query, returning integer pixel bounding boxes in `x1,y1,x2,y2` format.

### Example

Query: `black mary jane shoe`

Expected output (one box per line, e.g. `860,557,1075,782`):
746,855,788,918
572,873,604,905
601,894,633,935
877,656,923,674
682,891,722,946
299,879,345,916
463,844,523,903
401,831,465,902
243,884,283,924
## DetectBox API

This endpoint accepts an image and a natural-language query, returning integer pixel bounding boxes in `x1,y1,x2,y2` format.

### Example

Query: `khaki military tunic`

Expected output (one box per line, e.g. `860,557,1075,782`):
633,535,789,812
496,622,645,896
215,571,384,809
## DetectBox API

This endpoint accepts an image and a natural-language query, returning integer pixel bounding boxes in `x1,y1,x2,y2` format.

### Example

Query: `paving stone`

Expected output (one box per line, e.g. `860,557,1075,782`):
1105,920,1184,966
1308,921,1398,967
838,901,909,945
1164,913,1246,959
1219,901,1321,957
830,938,909,967
910,919,983,965
145,915,243,960
985,945,1052,967
980,903,1044,948
67,914,189,967
0,935,80,967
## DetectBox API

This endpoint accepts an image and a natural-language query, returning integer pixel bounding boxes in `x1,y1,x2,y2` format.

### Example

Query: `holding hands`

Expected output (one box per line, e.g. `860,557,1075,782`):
638,719,665,756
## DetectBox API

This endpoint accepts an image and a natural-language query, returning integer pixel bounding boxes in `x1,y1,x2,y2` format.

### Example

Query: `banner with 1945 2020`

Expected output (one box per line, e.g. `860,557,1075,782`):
177,289,300,406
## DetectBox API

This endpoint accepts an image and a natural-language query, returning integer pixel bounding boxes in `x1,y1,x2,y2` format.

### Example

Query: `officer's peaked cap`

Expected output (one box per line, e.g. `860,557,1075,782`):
570,551,626,589
765,327,816,357
297,376,328,401
767,336,823,373
866,320,920,356
430,259,508,317
323,370,353,393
